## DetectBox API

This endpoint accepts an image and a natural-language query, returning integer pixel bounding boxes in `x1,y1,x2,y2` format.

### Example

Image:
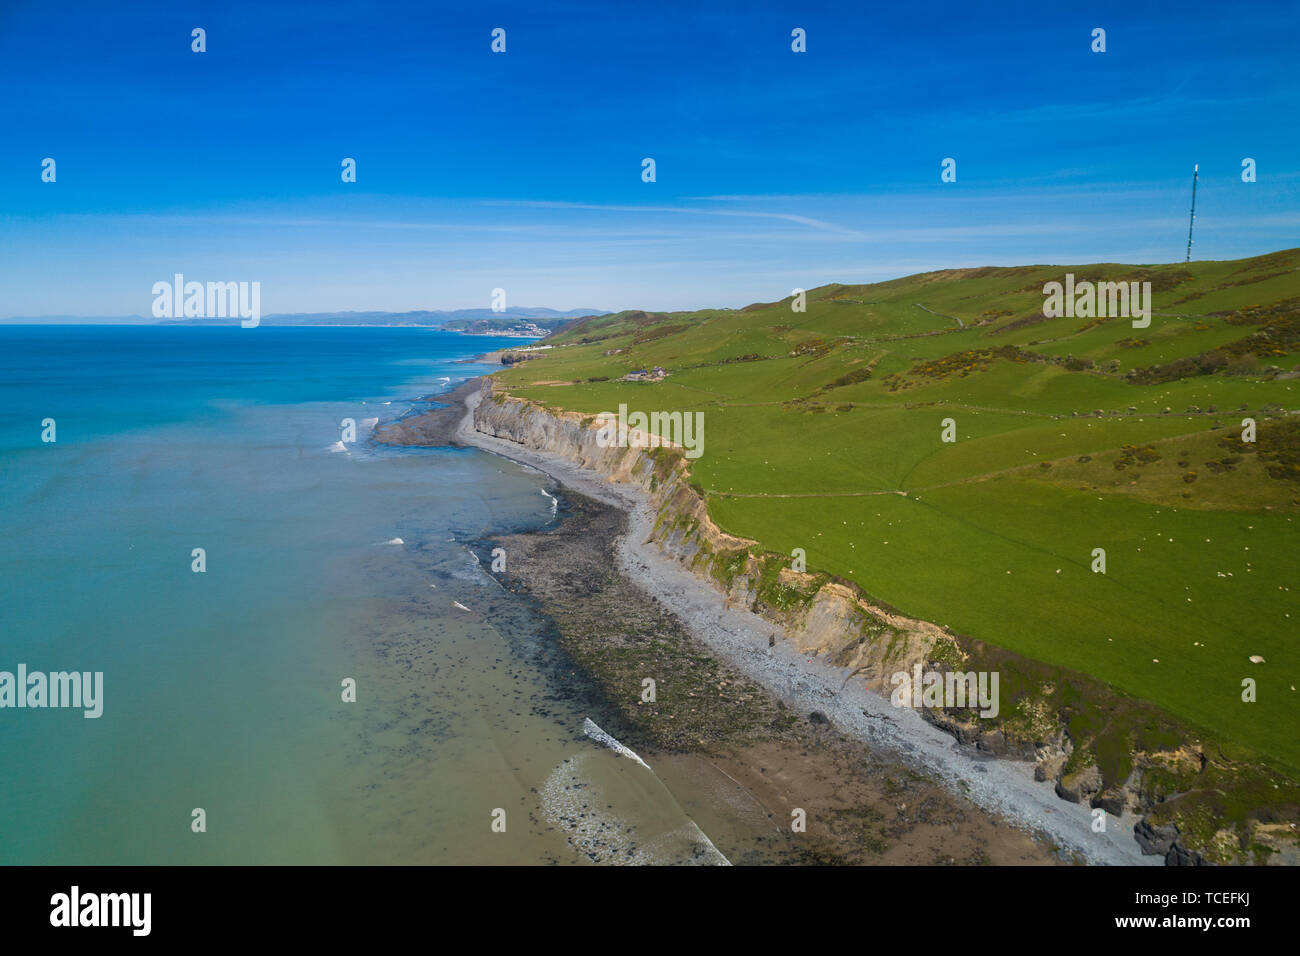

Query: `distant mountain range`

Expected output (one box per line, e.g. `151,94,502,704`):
0,307,606,332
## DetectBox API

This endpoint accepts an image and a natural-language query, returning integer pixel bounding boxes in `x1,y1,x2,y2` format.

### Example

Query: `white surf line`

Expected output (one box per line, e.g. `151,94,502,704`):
579,718,732,866
476,547,510,591
704,758,783,831
582,717,652,771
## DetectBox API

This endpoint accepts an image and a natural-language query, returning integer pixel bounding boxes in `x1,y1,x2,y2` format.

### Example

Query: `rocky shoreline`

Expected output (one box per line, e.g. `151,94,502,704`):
378,374,1161,863
452,379,1166,865
372,379,483,447
473,430,1065,863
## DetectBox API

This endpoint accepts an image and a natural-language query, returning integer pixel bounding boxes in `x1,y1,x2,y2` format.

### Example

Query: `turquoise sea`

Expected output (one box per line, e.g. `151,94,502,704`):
0,326,736,864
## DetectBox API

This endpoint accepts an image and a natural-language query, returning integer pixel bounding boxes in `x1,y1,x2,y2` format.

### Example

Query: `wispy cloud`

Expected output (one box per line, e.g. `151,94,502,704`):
483,199,869,238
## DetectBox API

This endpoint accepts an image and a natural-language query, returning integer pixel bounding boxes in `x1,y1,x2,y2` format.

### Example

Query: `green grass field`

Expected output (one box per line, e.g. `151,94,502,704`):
497,250,1300,773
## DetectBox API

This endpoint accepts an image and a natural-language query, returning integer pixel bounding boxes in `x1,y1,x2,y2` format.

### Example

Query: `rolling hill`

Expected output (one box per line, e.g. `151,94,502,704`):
493,250,1300,795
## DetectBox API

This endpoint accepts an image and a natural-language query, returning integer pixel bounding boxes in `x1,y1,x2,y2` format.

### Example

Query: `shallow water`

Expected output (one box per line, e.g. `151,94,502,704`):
0,326,727,864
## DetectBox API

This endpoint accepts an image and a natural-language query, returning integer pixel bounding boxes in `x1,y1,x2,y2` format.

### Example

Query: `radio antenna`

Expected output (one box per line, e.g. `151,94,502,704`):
1184,164,1199,263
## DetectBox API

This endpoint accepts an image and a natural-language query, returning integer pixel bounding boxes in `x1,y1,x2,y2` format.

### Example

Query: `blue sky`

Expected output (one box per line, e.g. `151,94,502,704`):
1,0,1298,317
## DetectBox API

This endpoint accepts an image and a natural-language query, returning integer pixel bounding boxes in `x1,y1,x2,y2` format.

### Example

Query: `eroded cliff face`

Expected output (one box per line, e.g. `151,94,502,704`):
474,386,960,701
472,384,1300,866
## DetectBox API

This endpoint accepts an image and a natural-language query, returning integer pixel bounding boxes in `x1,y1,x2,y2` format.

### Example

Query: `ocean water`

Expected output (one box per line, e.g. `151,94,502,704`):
0,326,727,864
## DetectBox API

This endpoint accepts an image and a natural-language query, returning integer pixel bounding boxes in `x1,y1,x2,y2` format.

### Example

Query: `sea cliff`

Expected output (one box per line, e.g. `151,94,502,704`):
467,380,1300,867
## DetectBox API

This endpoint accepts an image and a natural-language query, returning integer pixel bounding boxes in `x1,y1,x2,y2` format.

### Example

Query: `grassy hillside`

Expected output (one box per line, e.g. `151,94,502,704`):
495,250,1300,774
